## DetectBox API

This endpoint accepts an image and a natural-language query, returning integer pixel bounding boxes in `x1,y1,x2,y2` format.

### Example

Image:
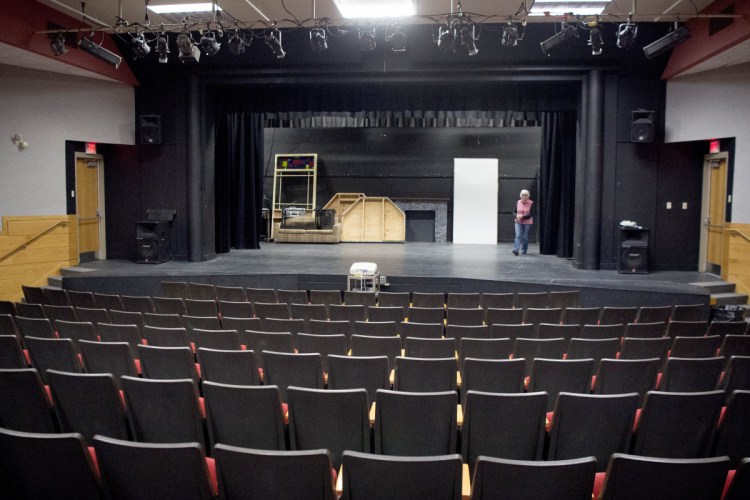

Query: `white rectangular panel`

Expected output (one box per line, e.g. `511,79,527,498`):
453,158,498,244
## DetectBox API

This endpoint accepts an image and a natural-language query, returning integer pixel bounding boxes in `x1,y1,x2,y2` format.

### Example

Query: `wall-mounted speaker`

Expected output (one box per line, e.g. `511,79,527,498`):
619,240,649,274
139,115,162,145
631,110,655,143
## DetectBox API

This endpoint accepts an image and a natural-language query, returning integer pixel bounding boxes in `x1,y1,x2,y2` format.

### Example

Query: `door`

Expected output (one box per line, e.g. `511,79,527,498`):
75,156,104,262
700,153,728,274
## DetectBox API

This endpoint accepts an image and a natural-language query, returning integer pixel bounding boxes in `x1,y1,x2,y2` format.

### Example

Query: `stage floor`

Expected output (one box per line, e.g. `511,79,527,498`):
74,242,718,297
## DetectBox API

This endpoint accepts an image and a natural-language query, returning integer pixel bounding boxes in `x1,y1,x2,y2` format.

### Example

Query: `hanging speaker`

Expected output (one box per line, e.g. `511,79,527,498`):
139,115,162,145
619,240,649,274
631,110,655,143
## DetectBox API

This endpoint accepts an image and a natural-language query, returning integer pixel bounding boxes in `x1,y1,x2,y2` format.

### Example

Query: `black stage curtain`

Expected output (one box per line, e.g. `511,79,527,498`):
539,111,576,258
215,113,264,252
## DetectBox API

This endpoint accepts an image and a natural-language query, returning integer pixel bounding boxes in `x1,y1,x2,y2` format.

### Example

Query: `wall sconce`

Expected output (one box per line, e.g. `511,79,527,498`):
11,133,29,151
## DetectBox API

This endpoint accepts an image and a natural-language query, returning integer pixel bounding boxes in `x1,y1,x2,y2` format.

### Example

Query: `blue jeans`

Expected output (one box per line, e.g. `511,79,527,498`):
514,222,531,253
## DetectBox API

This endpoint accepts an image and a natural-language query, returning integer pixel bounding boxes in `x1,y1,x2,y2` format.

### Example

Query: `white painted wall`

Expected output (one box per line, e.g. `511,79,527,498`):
665,63,750,223
0,64,135,219
453,158,499,244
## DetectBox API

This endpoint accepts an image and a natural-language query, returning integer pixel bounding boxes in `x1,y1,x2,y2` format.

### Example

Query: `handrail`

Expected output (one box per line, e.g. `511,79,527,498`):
0,221,69,263
727,228,750,244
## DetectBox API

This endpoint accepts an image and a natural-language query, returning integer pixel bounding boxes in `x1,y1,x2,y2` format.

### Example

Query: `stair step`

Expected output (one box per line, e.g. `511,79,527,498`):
60,266,97,277
46,277,63,288
690,281,736,294
710,293,749,306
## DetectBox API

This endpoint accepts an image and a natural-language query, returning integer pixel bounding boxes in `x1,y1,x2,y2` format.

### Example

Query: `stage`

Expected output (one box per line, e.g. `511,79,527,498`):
61,243,718,308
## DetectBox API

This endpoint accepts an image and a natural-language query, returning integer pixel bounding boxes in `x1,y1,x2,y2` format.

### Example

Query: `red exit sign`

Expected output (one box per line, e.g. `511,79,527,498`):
85,142,97,154
709,140,720,154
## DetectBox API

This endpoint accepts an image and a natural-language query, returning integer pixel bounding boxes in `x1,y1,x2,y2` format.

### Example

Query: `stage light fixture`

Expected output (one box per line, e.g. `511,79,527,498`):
540,23,578,56
177,32,200,63
79,36,122,68
199,31,221,56
643,23,690,59
386,27,407,52
460,24,478,56
156,34,169,63
266,28,286,59
131,34,151,59
227,31,248,56
359,26,377,52
437,25,454,51
310,28,328,53
50,34,68,56
616,21,637,49
502,23,518,47
588,25,603,55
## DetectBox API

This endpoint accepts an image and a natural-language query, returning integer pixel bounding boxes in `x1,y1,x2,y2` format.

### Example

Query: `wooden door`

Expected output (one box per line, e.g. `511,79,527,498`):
702,154,728,274
75,157,102,261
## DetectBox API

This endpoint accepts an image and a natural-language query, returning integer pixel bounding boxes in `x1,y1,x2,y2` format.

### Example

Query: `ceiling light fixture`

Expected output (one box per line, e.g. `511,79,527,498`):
79,35,123,68
156,33,169,63
643,20,690,59
386,26,407,52
587,19,602,55
131,33,151,59
460,24,479,56
266,28,286,59
539,22,578,56
227,30,248,55
434,3,478,56
502,21,517,47
50,33,68,56
199,31,221,55
616,17,638,49
310,28,328,53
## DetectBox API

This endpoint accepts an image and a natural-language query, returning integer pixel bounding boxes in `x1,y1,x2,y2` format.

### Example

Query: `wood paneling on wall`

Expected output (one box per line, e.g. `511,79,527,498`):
723,223,750,297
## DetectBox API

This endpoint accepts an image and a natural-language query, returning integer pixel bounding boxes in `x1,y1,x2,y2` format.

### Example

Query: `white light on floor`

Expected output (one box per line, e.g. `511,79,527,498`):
333,0,415,19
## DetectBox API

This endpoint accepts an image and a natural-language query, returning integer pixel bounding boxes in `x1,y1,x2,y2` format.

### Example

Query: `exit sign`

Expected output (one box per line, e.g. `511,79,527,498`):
709,140,720,154
85,142,97,154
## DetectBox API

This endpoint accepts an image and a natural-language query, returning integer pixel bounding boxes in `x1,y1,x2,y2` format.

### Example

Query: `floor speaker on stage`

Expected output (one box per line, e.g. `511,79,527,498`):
631,110,655,143
619,240,649,274
140,115,162,145
136,221,170,263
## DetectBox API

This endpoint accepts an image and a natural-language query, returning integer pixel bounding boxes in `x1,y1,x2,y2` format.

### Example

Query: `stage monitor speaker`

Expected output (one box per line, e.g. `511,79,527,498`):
140,115,162,145
631,110,655,143
619,240,649,274
136,221,170,263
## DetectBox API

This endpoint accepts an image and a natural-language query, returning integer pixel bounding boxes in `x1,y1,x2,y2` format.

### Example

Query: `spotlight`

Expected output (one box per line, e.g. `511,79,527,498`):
437,25,454,51
616,22,638,49
540,23,578,56
156,34,169,63
177,32,200,63
199,32,221,56
266,28,285,59
502,23,518,47
310,28,327,53
643,23,690,59
227,31,248,56
588,25,603,55
359,26,377,52
460,24,478,56
79,36,122,68
386,27,407,52
131,34,150,59
50,34,68,56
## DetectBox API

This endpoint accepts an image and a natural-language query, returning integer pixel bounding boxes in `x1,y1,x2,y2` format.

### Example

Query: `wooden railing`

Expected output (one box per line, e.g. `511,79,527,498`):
0,221,69,263
722,223,750,299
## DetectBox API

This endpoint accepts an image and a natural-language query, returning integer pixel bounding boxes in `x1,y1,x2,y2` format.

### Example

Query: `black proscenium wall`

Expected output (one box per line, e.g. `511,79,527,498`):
264,127,541,242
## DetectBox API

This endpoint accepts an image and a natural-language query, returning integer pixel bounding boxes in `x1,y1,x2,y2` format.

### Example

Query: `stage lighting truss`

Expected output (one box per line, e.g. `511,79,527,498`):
177,31,200,63
435,5,479,56
310,27,328,53
50,33,68,56
266,28,286,59
539,22,578,56
616,18,638,49
131,32,151,59
358,25,377,52
227,30,249,56
386,25,407,52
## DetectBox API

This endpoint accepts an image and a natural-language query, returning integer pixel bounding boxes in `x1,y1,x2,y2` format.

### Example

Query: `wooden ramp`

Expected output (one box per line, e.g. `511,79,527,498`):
324,194,405,243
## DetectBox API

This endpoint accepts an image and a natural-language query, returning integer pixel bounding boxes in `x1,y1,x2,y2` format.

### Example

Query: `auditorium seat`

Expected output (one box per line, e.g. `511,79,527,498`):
547,392,639,471
599,307,638,326
217,300,253,319
121,295,156,314
79,340,139,383
109,310,146,333
561,307,600,326
658,357,724,392
400,321,444,340
137,345,200,384
187,282,216,301
161,281,189,299
719,335,750,360
446,307,484,326
528,358,595,412
353,320,398,338
344,290,377,308
121,376,205,447
580,323,625,340
143,312,184,328
214,285,246,303
490,323,534,341
631,390,724,458
635,305,673,324
548,290,580,309
93,435,215,500
411,292,445,308
245,330,294,373
598,453,729,500
327,354,390,406
67,290,97,309
395,356,456,393
403,337,456,359
460,358,525,402
74,306,111,326
712,390,750,467
707,321,748,337
376,291,411,310
308,320,353,343
566,337,620,372
262,351,324,402
480,292,515,310
197,348,259,386
329,304,367,324
408,306,445,324
93,292,125,311
98,323,142,359
202,382,286,450
373,389,457,456
446,324,491,343
523,307,563,327
43,304,79,325
291,303,328,322
669,335,722,359
219,317,260,345
0,314,19,338
623,321,667,339
619,337,670,363
184,299,220,318
0,427,102,500
56,320,99,346
447,292,481,309
485,307,524,326
277,289,310,307
516,292,549,309
253,301,291,320
593,358,660,403
24,336,83,383
342,450,463,500
0,368,58,433
665,320,709,338
47,369,129,441
296,333,348,374
15,302,47,319
22,285,49,305
721,356,750,392
142,325,192,348
367,305,406,324
309,289,344,311
670,303,706,321
288,386,370,469
723,457,750,500
245,287,278,305
458,337,513,369
512,337,567,377
15,316,56,339
0,335,27,368
536,323,580,341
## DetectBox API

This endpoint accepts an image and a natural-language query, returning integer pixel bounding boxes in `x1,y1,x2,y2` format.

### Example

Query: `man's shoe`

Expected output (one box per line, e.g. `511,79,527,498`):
512,250,519,256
